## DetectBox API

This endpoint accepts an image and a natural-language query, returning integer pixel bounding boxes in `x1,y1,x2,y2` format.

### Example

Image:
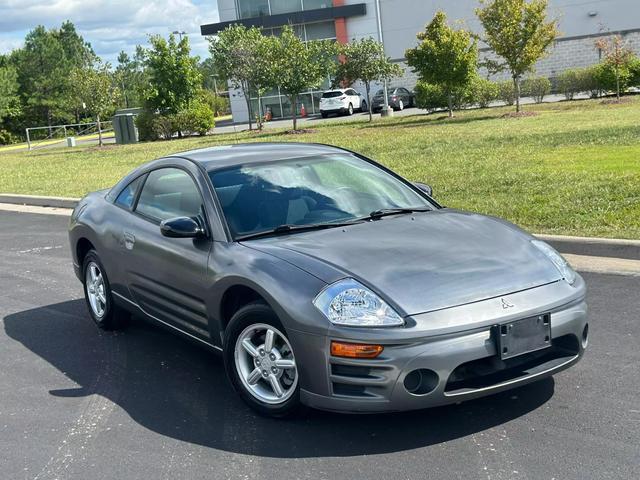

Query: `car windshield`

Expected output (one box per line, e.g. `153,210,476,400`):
322,91,343,98
375,89,384,96
209,153,432,239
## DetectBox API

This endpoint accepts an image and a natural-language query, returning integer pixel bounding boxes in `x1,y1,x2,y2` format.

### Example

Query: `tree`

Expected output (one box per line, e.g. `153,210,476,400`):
595,35,635,100
273,25,337,130
476,0,558,112
405,11,478,117
0,65,20,123
208,25,278,130
334,38,403,121
115,48,148,108
143,34,202,116
10,22,96,130
70,62,122,146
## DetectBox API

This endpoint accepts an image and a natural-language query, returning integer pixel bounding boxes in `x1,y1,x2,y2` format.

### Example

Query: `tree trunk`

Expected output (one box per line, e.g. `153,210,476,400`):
615,66,620,100
242,83,253,131
513,76,521,113
257,95,263,130
366,83,372,122
292,95,298,131
447,92,453,118
97,114,103,147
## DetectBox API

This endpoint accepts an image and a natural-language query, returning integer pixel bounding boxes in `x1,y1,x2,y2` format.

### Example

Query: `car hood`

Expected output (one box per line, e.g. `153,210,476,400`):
243,209,562,316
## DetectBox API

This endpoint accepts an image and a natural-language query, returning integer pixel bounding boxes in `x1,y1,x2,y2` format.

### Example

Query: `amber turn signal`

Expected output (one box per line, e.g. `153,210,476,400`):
330,341,384,359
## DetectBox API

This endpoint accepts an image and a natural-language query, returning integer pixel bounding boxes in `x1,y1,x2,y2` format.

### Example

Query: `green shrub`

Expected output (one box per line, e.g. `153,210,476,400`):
629,58,640,87
0,129,18,145
557,69,582,99
580,66,602,98
497,80,516,105
136,109,159,141
466,77,499,108
175,101,215,136
198,89,231,117
593,60,632,93
521,76,551,103
415,82,449,111
151,115,176,140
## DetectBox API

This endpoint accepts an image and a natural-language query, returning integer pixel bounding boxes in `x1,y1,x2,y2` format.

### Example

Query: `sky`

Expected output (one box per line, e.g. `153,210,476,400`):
0,0,219,64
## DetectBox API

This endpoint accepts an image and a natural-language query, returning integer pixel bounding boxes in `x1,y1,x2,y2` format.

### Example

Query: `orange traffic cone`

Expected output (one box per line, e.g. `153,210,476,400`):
300,103,307,117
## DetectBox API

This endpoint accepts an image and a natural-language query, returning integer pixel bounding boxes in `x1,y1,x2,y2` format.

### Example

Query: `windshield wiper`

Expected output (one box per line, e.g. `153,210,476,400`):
368,207,431,219
236,220,363,241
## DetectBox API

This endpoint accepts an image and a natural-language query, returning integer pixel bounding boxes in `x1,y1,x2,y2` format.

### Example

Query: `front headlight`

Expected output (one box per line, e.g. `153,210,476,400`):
313,278,404,327
531,240,576,285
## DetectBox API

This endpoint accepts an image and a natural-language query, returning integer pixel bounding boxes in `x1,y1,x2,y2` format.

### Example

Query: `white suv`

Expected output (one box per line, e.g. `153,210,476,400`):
319,88,365,118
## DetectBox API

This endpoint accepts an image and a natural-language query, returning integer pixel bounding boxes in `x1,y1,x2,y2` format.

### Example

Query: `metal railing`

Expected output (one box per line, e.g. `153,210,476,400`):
25,121,114,150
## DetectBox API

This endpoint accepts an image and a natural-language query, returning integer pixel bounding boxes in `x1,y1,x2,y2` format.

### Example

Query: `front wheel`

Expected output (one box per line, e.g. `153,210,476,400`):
82,250,127,330
347,103,353,116
224,302,301,417
397,100,404,111
360,100,367,112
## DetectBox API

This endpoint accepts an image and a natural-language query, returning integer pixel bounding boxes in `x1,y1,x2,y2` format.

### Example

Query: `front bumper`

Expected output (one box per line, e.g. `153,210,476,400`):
290,278,587,413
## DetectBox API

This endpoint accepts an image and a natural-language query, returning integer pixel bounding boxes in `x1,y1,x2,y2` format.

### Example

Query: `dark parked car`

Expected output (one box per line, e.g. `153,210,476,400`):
69,143,587,417
372,87,415,111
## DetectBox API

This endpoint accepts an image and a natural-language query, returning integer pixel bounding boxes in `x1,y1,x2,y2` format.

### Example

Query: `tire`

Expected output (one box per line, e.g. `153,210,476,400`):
398,100,404,111
223,302,301,417
321,112,328,118
360,100,367,112
347,103,353,116
82,250,128,330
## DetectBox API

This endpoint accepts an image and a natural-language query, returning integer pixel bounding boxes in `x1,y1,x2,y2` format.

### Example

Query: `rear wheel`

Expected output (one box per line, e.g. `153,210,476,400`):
82,250,127,330
224,302,301,417
321,112,328,118
360,100,367,112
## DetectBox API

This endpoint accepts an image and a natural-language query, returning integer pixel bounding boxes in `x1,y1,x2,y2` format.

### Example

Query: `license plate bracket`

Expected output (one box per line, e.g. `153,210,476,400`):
496,314,551,360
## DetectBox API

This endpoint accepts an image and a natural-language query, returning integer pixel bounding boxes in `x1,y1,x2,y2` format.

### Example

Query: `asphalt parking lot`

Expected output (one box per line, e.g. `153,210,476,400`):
1,210,639,480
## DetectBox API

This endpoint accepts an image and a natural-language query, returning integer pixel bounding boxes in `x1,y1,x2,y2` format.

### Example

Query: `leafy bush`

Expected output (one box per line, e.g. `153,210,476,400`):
593,60,633,93
580,66,603,98
175,101,215,136
497,80,516,105
557,69,582,99
0,129,18,145
629,58,640,87
152,115,176,140
521,76,551,103
466,77,498,108
198,89,231,117
415,82,449,111
136,109,159,141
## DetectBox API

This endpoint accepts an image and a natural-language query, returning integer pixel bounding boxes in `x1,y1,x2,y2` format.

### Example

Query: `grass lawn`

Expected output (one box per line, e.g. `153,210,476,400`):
1,97,639,238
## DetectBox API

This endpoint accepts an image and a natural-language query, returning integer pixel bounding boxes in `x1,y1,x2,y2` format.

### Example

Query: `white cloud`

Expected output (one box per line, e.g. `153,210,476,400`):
0,0,219,62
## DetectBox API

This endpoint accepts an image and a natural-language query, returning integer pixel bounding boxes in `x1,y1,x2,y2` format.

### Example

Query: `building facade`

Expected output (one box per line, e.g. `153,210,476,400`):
201,0,640,123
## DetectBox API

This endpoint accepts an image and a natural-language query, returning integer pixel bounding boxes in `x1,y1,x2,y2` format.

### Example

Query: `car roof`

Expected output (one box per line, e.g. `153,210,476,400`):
169,142,350,171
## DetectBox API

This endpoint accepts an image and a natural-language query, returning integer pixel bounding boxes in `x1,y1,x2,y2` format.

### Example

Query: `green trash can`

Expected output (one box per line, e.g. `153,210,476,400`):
112,113,139,144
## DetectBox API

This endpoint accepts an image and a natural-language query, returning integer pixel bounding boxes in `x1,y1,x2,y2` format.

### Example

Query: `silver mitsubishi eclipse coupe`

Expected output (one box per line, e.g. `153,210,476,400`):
68,143,588,416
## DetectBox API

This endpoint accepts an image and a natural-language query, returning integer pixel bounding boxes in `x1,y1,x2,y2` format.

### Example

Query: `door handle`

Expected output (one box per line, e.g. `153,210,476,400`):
123,231,135,250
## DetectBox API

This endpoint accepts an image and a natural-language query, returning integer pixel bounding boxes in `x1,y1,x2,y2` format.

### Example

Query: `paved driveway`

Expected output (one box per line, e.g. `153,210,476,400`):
1,210,638,479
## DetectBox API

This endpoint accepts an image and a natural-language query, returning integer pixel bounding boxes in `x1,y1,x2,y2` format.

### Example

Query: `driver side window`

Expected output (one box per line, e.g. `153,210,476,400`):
135,168,203,222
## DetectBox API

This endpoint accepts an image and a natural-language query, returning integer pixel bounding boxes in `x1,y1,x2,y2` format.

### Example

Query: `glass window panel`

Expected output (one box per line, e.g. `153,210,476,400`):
270,0,302,15
304,21,336,41
263,97,283,118
312,92,322,113
299,93,314,115
238,0,269,18
281,96,292,117
136,168,203,222
115,175,144,210
303,0,331,10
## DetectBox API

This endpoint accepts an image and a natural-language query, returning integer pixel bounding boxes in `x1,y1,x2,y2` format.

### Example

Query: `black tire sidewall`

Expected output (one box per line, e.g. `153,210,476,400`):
223,303,301,417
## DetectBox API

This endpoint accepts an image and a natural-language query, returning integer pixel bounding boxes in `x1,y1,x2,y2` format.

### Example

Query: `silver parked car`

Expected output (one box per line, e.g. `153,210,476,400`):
69,143,588,417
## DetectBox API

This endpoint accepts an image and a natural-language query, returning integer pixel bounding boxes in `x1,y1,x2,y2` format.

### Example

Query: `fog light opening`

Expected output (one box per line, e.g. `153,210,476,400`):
582,324,589,349
403,369,439,396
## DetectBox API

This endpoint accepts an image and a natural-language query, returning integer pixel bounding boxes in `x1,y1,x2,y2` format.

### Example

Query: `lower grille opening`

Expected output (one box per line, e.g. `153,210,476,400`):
445,334,580,394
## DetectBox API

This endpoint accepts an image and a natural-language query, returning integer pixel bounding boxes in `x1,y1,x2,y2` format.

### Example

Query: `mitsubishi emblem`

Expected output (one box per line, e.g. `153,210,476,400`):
501,298,514,309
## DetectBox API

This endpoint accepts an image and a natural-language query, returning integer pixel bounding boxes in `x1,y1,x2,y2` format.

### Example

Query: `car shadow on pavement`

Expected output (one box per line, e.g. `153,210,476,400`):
4,299,555,459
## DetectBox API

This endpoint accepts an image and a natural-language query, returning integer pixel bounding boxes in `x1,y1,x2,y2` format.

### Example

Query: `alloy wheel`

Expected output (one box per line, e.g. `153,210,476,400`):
234,323,298,404
85,262,106,318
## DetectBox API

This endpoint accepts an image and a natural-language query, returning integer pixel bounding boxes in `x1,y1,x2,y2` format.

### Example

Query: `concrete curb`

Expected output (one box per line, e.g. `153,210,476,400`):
535,233,640,247
0,194,79,209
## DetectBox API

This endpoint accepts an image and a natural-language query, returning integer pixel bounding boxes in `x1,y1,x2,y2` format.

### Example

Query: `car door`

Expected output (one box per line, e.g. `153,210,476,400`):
348,89,361,109
124,165,213,340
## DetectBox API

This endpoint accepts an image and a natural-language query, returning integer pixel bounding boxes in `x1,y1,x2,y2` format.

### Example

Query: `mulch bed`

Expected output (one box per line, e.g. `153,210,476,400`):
282,128,316,134
600,97,632,105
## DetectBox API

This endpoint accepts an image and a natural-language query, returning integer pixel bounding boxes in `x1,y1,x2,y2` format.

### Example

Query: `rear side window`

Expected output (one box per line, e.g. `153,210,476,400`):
114,175,144,210
135,168,203,222
322,91,343,98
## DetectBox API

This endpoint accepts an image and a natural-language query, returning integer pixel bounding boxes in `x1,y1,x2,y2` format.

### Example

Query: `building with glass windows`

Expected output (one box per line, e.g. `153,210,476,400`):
201,0,640,123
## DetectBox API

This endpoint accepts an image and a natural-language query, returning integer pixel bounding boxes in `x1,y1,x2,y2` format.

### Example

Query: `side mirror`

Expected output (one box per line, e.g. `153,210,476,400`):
160,216,205,239
413,182,433,197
